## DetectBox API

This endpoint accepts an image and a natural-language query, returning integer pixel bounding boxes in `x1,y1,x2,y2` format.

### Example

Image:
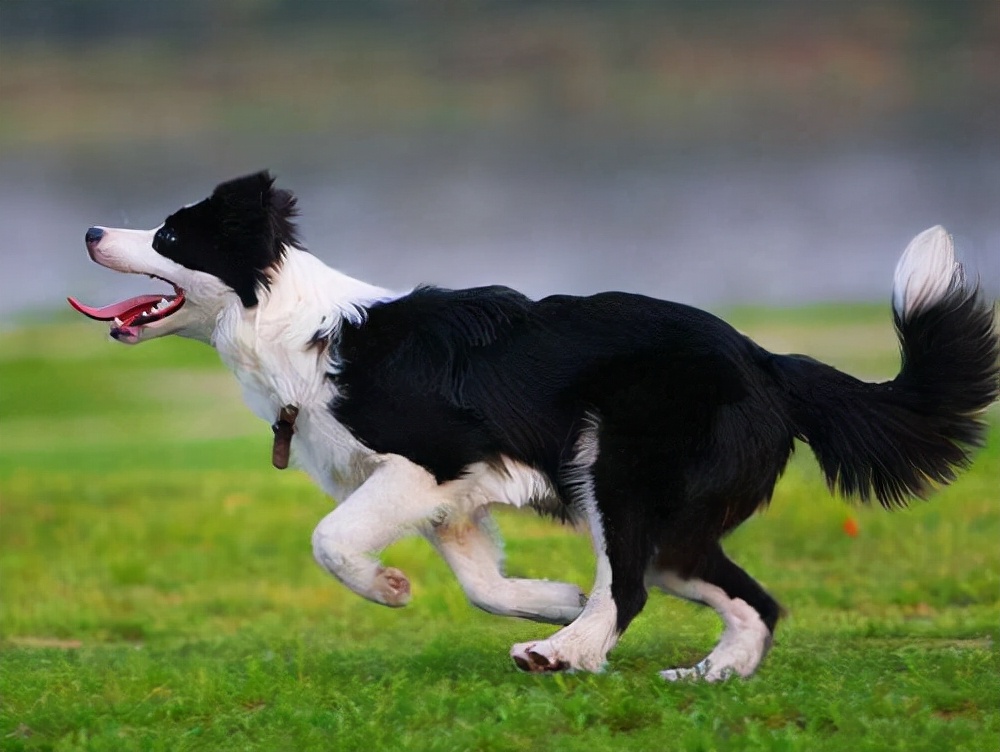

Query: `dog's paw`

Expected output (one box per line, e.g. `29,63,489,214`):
510,641,570,673
373,566,411,607
660,659,736,683
510,638,608,673
662,603,770,681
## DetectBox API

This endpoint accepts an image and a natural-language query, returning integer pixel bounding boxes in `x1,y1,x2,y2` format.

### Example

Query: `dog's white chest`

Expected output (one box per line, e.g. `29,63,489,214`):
214,313,376,500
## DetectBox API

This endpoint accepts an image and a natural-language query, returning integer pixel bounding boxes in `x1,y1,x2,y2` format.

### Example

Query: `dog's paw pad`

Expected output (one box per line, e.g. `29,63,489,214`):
527,649,568,672
511,652,533,672
374,566,411,607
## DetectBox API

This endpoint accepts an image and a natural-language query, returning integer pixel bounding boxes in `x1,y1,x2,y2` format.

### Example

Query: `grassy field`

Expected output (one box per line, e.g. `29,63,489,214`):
1,308,998,751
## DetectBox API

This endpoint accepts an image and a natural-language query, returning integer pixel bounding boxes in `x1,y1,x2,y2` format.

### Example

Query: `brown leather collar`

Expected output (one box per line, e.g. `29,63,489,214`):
271,405,299,470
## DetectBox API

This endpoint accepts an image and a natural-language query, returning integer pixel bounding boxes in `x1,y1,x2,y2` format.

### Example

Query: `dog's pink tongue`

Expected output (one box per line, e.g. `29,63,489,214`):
67,295,164,322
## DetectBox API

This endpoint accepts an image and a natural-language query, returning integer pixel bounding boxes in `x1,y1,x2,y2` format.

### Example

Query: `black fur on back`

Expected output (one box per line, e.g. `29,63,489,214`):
332,285,796,532
154,170,302,307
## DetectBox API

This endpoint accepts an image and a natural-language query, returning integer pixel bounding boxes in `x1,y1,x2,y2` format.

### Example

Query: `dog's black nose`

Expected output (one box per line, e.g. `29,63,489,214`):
85,227,104,246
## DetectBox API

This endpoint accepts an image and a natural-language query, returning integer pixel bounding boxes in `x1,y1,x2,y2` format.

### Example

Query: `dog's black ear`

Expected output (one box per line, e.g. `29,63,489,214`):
212,170,303,307
267,184,302,253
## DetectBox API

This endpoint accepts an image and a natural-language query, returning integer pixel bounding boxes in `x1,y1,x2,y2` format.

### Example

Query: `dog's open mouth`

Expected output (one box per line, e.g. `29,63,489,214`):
68,276,186,343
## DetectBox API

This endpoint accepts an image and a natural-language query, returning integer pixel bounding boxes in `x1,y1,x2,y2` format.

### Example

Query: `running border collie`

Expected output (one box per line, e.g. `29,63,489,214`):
70,171,999,680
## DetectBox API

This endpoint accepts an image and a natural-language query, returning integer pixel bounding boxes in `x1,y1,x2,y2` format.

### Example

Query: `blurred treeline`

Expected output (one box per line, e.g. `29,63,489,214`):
2,0,998,148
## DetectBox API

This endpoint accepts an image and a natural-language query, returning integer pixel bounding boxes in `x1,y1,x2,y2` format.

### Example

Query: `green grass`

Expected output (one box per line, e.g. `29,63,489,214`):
1,309,998,751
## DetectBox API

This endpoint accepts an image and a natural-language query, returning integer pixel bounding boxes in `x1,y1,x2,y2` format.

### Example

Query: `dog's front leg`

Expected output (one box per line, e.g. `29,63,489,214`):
430,507,586,624
311,455,444,607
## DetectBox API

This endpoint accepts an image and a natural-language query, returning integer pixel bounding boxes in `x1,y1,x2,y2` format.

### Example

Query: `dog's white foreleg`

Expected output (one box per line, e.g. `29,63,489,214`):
311,455,444,607
430,508,586,625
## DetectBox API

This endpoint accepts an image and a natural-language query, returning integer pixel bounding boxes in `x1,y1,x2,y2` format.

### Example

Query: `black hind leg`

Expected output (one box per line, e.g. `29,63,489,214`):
649,542,781,681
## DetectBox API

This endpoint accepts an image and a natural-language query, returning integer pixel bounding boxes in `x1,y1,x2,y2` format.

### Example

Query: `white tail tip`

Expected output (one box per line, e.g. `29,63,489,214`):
892,226,963,320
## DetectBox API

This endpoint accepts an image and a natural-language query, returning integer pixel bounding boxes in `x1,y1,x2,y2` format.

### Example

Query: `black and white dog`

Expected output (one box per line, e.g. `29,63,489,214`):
70,171,998,680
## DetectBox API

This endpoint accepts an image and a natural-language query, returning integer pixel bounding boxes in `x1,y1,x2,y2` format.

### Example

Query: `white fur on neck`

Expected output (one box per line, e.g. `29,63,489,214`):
211,247,398,497
892,226,963,321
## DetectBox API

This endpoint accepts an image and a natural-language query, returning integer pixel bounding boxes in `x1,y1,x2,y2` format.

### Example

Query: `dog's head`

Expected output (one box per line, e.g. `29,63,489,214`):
69,171,301,344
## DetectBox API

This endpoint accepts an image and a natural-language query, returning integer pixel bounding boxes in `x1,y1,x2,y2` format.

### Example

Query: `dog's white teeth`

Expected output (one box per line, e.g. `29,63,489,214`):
114,317,122,326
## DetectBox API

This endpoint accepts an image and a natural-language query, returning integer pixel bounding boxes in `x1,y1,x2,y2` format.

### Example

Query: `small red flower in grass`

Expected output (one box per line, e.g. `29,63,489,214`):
843,517,859,537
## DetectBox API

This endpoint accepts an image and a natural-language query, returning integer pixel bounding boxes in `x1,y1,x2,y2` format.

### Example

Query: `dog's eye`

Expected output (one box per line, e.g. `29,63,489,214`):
154,228,178,252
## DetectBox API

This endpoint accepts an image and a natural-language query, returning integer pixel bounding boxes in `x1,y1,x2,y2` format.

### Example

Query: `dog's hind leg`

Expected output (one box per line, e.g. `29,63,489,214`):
311,455,446,607
508,418,663,673
508,495,622,672
429,507,586,625
649,543,779,681
509,452,655,672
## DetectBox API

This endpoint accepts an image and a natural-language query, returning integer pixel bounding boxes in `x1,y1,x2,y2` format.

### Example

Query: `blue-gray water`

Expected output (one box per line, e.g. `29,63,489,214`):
3,135,998,320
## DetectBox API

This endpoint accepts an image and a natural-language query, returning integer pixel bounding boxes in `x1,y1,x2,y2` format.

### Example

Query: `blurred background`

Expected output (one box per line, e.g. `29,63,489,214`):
2,0,998,320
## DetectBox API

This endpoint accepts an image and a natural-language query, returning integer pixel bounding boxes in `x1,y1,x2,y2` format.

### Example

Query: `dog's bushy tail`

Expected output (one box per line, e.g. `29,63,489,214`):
773,226,999,508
